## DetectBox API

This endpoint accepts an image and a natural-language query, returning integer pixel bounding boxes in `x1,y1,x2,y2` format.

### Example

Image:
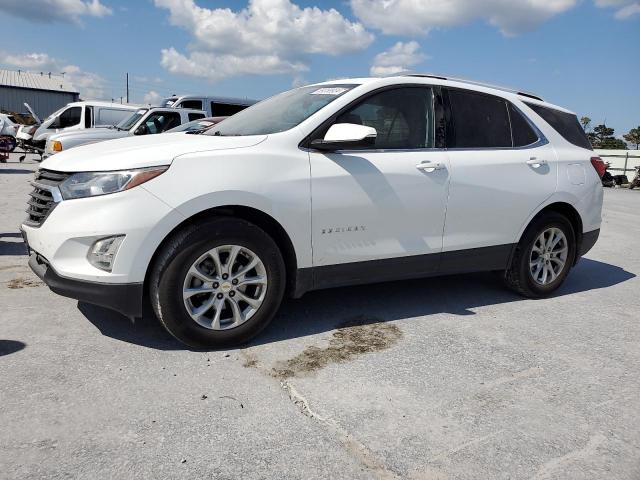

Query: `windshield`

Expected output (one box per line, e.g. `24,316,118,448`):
45,106,67,122
117,109,148,130
206,84,357,136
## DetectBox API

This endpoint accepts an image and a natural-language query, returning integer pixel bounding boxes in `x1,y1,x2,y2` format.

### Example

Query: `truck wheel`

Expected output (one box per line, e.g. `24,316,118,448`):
150,217,286,348
504,212,576,298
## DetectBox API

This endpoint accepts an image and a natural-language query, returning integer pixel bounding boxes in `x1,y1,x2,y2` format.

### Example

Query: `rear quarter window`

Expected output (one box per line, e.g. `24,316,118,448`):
508,103,539,147
97,108,134,126
525,103,592,150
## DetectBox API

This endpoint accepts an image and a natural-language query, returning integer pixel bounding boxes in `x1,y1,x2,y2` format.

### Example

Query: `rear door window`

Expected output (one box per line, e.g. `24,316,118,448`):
508,103,539,147
178,100,203,110
211,102,248,116
188,112,206,121
525,102,592,150
446,89,511,148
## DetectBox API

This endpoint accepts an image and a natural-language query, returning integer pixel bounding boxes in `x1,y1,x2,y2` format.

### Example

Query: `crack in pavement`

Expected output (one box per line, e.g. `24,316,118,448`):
239,321,403,480
280,378,400,480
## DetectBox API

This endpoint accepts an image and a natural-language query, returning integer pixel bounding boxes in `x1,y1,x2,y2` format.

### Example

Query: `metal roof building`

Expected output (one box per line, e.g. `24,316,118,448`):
0,69,79,119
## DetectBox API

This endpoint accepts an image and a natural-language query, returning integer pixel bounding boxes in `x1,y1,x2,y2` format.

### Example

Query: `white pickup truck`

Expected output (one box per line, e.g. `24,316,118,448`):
44,107,206,158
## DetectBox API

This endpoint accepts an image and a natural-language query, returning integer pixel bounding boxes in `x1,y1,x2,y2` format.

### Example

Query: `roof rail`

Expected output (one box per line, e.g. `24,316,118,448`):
515,91,544,101
403,73,544,101
404,73,448,81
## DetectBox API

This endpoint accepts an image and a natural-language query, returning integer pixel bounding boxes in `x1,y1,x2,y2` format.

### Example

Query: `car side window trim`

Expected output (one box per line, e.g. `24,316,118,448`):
300,84,446,152
442,86,548,151
506,102,547,149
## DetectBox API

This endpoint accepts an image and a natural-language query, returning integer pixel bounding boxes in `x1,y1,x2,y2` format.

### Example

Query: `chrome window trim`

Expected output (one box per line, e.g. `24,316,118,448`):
443,136,549,152
304,138,548,154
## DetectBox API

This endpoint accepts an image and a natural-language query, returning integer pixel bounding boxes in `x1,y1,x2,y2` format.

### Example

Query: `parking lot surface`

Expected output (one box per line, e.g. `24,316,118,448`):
1,156,639,479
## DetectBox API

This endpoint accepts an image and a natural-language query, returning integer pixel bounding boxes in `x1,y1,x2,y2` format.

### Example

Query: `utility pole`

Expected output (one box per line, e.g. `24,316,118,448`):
126,72,129,104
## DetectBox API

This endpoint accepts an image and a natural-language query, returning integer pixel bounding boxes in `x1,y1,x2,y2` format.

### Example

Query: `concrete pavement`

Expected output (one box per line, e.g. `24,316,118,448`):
1,157,639,479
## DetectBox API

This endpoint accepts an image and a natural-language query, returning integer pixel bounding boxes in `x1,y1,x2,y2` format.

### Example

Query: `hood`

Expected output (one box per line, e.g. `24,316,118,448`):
41,132,268,172
24,103,41,124
51,127,129,143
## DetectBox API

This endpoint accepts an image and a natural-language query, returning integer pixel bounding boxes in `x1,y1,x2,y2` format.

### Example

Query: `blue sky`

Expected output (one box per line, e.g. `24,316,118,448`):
0,0,638,135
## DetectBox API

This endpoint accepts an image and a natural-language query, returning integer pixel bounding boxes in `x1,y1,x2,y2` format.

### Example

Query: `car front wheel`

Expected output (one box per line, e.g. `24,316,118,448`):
150,217,286,348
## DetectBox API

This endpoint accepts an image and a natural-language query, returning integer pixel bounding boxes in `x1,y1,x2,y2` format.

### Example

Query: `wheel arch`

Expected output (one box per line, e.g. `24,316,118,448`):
144,205,300,299
514,201,584,266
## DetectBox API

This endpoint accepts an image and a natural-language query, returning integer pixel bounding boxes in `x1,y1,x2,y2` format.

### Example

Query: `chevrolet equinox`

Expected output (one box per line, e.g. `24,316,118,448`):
22,75,603,348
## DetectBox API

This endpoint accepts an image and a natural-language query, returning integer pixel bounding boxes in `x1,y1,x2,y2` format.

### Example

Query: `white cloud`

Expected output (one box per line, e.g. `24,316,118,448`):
594,0,628,6
351,0,578,36
133,76,164,84
160,47,308,81
154,0,374,81
370,41,427,77
0,0,112,23
0,52,55,70
292,75,309,88
143,90,163,105
62,64,107,100
596,0,640,19
0,52,108,100
614,2,640,18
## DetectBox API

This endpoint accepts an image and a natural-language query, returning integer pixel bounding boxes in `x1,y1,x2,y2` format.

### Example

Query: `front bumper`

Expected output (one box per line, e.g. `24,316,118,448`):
29,253,143,318
21,184,184,284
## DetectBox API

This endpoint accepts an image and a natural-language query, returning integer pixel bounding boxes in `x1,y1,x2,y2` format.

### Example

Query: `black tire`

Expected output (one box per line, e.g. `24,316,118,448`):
504,212,576,298
149,217,286,349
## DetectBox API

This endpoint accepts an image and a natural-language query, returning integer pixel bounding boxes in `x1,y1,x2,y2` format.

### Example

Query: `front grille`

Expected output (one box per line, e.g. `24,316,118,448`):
24,169,71,227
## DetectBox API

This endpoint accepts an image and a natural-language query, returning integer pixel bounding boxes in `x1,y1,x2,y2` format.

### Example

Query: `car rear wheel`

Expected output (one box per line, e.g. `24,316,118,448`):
150,217,286,348
504,212,576,298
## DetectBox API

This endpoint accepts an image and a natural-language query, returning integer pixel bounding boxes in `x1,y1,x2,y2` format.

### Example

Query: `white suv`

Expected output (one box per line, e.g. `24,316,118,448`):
21,75,603,348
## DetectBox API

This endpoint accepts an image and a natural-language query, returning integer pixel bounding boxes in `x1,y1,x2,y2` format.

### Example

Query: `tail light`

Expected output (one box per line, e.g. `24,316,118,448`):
590,157,606,178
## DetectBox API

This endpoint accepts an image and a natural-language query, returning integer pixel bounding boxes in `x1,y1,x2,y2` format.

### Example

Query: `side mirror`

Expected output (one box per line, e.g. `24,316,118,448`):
310,123,376,151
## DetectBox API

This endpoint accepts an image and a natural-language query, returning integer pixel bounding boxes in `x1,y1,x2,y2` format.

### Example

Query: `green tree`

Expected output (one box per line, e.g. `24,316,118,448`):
580,116,591,132
623,127,640,150
588,124,626,150
600,137,627,149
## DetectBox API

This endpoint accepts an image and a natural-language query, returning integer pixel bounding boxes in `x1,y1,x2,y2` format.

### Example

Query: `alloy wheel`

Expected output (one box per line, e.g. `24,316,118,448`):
529,227,568,286
182,245,268,330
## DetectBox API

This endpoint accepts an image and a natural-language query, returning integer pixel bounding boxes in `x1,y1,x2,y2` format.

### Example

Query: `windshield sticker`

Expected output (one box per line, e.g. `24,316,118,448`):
310,87,349,96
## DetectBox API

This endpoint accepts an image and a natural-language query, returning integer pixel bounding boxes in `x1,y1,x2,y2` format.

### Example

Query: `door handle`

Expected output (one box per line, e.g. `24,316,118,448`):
526,157,547,168
416,161,445,172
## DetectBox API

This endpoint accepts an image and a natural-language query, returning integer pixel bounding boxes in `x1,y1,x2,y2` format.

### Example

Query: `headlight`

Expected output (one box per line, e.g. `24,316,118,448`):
59,166,168,200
